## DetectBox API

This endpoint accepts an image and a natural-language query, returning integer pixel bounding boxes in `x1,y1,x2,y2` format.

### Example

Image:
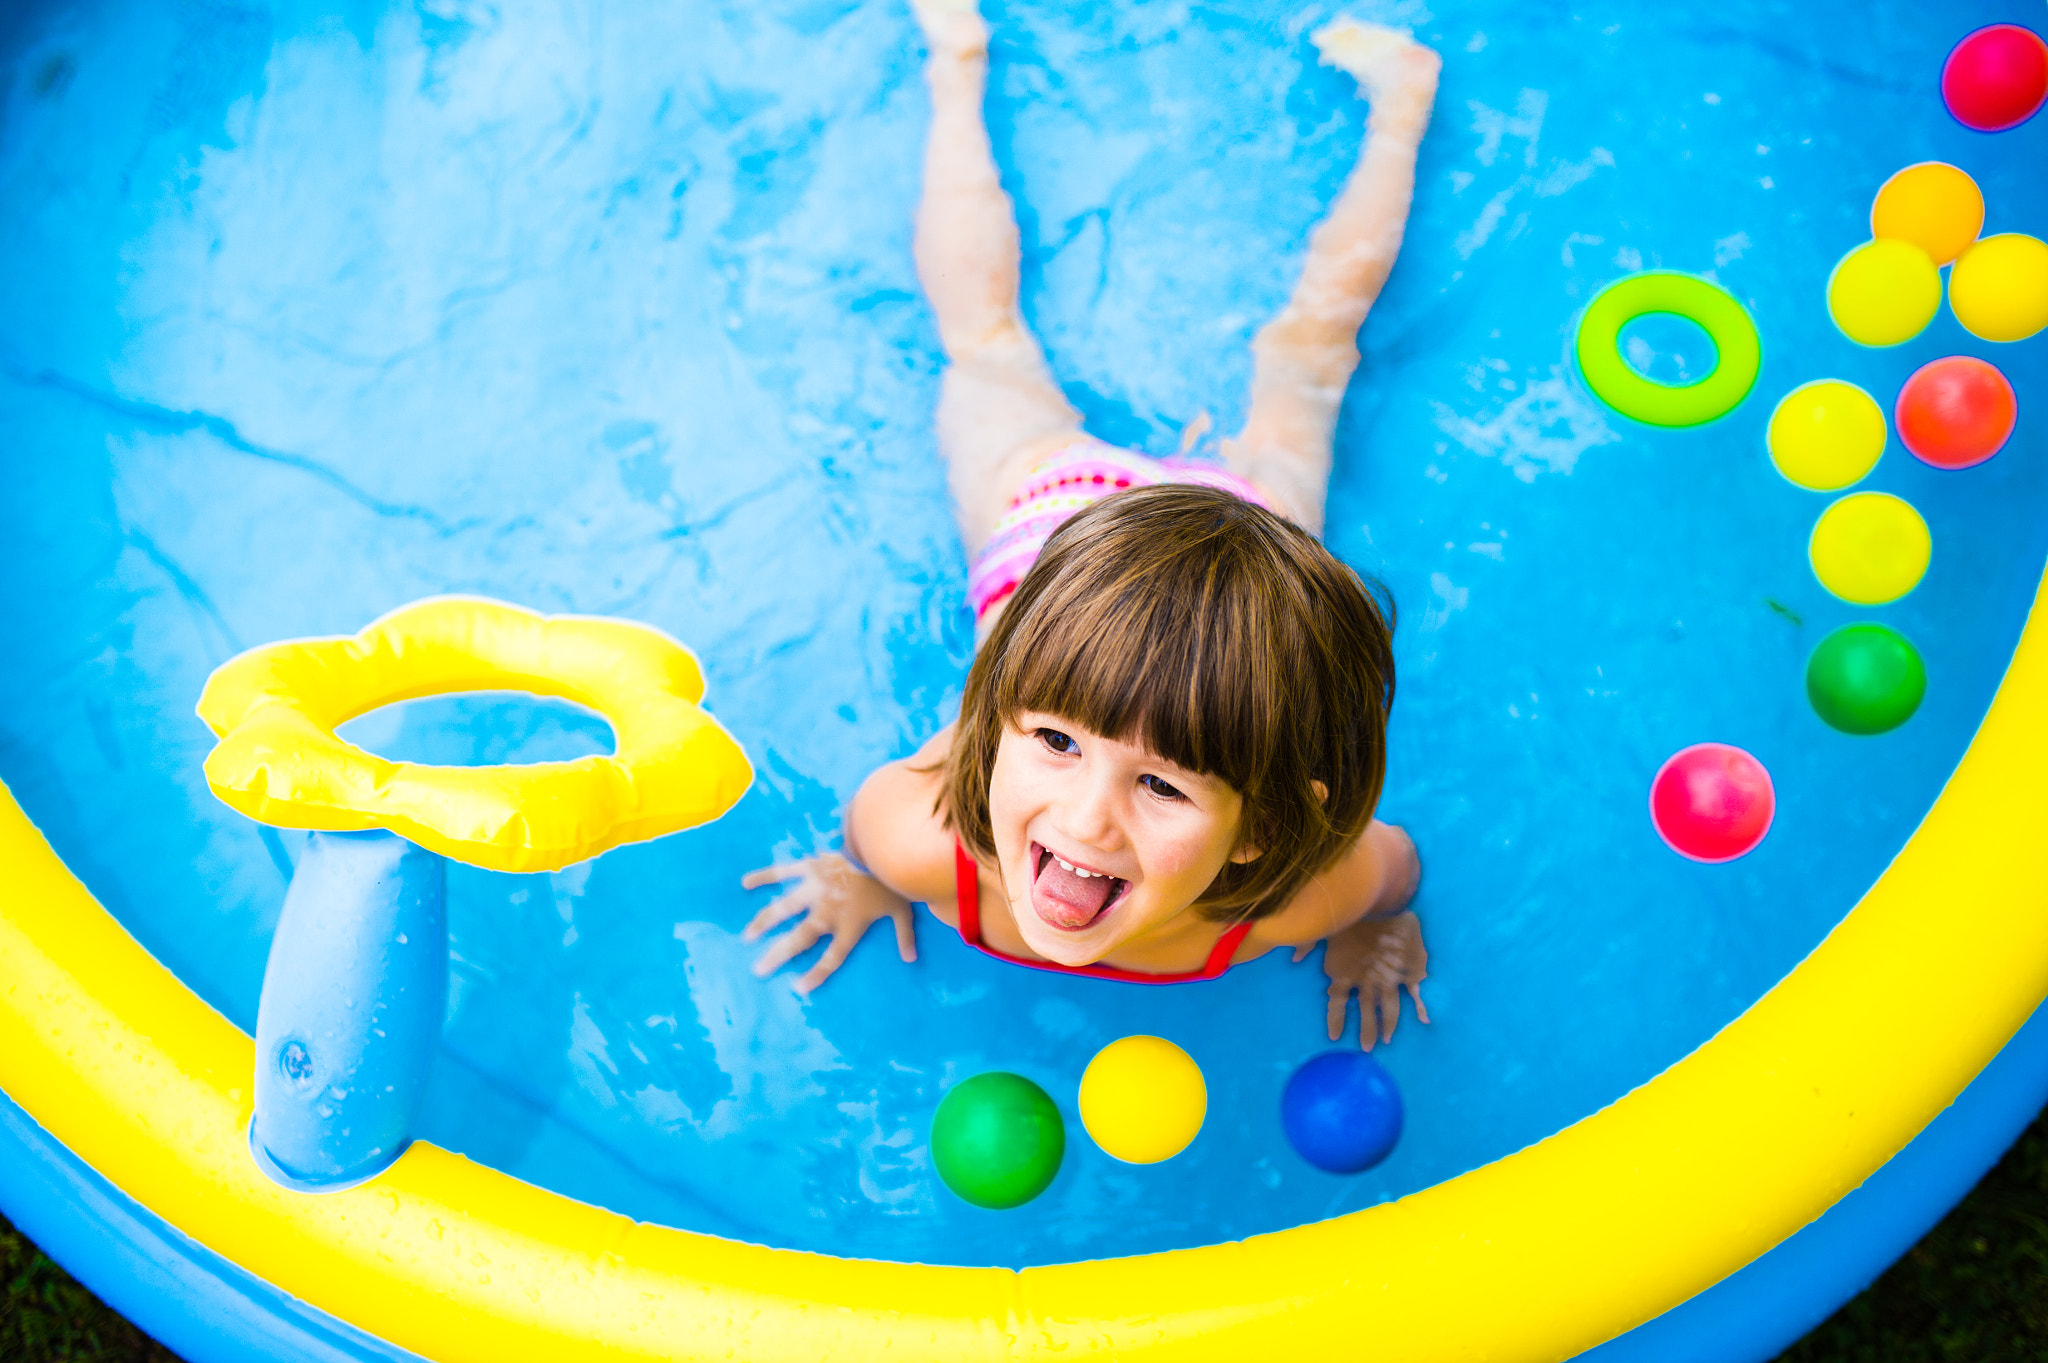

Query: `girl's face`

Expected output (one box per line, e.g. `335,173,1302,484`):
987,711,1252,965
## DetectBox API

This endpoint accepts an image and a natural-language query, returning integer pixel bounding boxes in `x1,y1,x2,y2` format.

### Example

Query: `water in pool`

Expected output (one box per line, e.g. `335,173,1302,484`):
1,0,2043,1269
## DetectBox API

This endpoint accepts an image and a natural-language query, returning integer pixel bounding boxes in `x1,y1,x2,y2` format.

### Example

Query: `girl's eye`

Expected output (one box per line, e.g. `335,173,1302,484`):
1037,728,1078,754
1140,774,1186,801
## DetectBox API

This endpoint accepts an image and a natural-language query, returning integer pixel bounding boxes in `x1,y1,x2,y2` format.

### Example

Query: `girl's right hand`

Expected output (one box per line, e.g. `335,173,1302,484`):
1316,910,1428,1050
740,853,917,994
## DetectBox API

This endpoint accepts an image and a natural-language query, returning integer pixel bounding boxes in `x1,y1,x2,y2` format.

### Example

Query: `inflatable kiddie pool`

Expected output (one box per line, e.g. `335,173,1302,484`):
2,2,2046,1360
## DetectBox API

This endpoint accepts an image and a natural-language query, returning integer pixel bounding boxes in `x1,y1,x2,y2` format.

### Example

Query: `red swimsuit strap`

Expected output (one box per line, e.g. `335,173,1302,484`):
952,841,1251,984
1203,918,1257,977
953,840,984,944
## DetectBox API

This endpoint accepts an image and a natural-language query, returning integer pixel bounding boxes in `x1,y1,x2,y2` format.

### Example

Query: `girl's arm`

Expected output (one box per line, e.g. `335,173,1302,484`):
739,727,957,992
1250,820,1427,1050
843,726,959,907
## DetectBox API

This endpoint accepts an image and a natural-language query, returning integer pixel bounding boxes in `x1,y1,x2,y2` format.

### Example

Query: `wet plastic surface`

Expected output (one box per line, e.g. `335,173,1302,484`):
253,830,447,1189
2,0,2045,1273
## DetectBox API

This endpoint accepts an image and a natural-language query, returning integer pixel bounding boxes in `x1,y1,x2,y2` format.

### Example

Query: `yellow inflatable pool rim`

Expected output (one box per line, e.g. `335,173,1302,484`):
196,596,753,873
1,562,2044,1360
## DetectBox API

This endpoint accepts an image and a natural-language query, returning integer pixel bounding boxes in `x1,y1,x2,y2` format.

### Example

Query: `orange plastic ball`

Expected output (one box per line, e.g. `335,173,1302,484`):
1870,163,1983,266
1895,356,2017,470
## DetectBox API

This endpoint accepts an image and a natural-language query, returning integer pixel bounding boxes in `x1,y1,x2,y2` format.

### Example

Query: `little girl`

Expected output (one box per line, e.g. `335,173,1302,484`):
743,1,1439,1050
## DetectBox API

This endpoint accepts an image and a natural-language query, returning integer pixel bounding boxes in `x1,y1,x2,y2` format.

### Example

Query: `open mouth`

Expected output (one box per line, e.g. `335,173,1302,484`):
1028,841,1132,932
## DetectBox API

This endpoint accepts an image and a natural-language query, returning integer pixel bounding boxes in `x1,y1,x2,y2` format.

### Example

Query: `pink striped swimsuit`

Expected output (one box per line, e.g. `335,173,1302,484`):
965,439,1273,621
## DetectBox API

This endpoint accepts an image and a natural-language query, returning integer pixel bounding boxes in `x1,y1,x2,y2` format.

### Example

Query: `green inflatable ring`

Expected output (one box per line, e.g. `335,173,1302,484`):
1575,271,1762,427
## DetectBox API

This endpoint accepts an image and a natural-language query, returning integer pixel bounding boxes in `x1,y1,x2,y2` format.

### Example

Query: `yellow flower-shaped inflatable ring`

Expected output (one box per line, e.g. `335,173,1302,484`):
197,597,753,873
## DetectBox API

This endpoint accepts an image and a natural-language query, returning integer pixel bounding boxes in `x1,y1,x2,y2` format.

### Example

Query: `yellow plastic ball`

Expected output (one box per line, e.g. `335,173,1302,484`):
1827,239,1941,347
1950,233,2048,343
1809,493,1931,605
1078,1035,1206,1165
1869,162,1983,266
1766,380,1887,491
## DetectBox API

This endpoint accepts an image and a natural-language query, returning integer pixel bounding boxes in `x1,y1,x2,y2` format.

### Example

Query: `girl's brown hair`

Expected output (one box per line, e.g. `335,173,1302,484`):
942,483,1394,922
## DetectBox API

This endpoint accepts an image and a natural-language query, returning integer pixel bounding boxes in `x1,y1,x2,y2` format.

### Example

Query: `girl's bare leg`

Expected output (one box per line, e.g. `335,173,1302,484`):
1223,22,1440,534
911,0,1085,555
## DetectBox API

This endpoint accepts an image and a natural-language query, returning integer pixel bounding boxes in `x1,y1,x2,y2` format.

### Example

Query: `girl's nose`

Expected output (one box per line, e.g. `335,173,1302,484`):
1060,774,1123,850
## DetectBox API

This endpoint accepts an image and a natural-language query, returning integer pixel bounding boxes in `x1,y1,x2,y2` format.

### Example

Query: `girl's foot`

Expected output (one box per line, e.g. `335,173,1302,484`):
1312,19,1440,131
910,0,988,60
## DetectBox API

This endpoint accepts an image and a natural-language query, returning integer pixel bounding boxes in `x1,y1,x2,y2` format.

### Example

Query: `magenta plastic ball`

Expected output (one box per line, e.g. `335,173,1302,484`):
1941,24,2048,132
1650,743,1775,863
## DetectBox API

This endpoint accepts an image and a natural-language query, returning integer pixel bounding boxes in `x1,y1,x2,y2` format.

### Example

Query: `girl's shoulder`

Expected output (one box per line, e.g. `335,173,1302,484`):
846,727,959,906
1234,819,1416,958
1235,895,1329,958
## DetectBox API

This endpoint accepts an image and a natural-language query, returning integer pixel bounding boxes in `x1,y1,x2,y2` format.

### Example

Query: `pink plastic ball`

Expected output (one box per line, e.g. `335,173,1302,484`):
1942,25,2048,132
1650,743,1775,863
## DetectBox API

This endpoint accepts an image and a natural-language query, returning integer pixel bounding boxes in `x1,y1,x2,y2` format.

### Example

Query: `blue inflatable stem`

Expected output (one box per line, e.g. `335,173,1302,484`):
251,831,447,1190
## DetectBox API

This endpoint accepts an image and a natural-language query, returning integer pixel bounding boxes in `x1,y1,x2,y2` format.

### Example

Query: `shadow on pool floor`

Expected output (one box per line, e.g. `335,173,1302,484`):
3,1106,2044,1363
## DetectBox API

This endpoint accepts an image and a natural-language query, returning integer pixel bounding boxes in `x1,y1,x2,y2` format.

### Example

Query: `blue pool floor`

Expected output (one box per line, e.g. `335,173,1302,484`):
1,0,2045,1283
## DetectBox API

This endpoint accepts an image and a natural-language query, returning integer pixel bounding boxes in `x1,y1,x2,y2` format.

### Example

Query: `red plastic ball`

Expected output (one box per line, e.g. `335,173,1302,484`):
1650,743,1775,863
1942,25,2048,132
1896,356,2017,470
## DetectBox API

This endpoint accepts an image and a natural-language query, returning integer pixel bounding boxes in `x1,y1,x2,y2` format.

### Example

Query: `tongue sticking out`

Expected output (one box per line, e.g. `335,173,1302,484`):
1033,854,1118,930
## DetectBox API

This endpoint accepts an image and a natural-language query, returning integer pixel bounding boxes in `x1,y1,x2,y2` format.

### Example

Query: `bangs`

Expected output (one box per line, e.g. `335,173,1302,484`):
990,506,1294,796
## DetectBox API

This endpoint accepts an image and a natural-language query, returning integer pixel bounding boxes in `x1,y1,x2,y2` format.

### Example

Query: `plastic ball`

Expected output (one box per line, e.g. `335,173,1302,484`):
1949,234,2048,343
930,1072,1064,1209
1766,380,1886,490
1806,625,1926,736
1941,24,2048,132
1650,743,1774,863
1869,162,1983,266
1826,239,1941,347
1809,492,1931,605
1281,1051,1404,1174
1078,1035,1207,1165
1895,356,2016,470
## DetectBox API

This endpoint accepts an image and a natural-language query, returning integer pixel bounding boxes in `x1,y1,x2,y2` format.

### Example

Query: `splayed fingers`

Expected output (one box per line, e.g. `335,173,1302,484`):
740,861,809,892
795,933,862,995
741,884,814,942
751,915,827,978
1326,973,1427,1050
1320,909,1430,1049
740,852,919,990
885,899,917,962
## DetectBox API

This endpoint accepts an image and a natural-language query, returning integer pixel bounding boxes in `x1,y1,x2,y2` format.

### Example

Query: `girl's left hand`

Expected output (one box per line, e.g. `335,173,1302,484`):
1298,911,1429,1050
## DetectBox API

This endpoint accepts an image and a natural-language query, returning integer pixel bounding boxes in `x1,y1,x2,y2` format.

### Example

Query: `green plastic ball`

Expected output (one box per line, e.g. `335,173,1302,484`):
1806,624,1926,735
930,1072,1064,1209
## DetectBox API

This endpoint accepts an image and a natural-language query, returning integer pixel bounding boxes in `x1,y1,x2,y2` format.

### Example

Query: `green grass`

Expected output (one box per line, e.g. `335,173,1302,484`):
2,1108,2044,1362
2,1211,177,1362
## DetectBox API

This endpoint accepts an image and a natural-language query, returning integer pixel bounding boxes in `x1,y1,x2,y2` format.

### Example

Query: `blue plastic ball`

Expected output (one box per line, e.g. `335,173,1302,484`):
1280,1051,1404,1174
